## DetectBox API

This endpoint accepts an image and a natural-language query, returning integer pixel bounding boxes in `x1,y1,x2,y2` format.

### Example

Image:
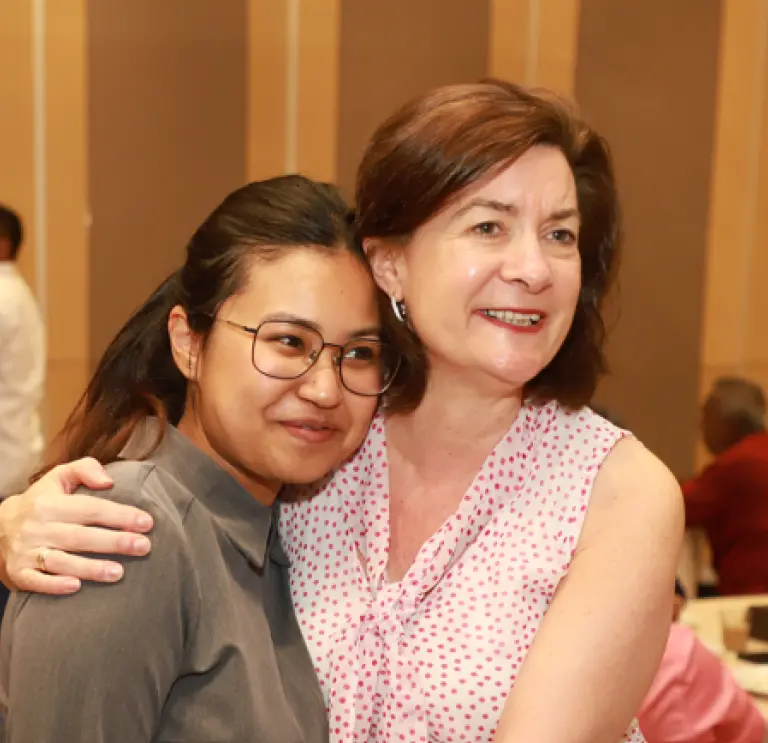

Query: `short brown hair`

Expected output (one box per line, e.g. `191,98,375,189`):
357,79,622,413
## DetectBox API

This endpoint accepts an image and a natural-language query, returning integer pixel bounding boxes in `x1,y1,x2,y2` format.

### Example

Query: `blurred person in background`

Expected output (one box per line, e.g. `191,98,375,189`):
0,204,45,497
0,205,44,623
638,579,765,743
0,205,45,499
683,377,768,595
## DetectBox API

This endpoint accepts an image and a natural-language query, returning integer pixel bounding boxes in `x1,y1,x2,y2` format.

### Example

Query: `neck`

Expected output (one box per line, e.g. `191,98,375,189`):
177,411,280,507
385,361,523,472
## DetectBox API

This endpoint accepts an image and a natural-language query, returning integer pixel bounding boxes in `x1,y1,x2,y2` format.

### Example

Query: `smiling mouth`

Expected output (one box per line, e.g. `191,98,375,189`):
481,309,543,327
281,421,337,444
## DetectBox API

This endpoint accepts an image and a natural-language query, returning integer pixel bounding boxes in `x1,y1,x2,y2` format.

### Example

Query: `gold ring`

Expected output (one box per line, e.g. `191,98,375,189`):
36,548,53,573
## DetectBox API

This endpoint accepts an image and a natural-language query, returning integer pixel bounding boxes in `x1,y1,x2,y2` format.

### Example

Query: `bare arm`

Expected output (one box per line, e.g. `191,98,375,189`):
493,437,684,743
0,458,154,594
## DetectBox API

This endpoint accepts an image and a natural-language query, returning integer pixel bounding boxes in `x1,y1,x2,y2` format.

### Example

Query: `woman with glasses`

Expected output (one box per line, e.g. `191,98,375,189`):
0,82,682,743
0,175,399,742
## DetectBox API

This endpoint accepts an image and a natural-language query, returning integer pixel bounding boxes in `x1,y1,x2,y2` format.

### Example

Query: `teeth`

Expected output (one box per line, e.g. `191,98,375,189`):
483,310,542,327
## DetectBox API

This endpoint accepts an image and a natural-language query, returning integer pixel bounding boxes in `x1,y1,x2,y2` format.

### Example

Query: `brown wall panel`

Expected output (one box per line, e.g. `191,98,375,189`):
575,0,722,476
87,0,247,362
337,0,490,199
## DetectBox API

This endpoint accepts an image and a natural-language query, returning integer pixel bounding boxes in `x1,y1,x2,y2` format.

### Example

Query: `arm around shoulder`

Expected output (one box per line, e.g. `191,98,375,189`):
1,463,199,743
494,437,684,743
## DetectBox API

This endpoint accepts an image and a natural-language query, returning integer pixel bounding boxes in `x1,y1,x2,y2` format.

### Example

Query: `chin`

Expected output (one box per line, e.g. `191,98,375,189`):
272,455,340,486
481,359,549,389
470,342,553,383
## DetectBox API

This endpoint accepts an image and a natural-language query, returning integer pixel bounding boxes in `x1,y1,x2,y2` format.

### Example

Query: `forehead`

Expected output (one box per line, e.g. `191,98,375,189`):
229,248,377,321
452,145,577,214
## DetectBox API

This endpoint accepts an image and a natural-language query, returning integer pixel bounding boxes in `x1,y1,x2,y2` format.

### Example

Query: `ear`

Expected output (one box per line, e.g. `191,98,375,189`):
364,237,407,300
168,305,202,381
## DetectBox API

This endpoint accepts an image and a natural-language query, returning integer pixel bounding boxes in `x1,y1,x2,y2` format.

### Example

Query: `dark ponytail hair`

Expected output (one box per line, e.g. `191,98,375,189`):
40,175,363,474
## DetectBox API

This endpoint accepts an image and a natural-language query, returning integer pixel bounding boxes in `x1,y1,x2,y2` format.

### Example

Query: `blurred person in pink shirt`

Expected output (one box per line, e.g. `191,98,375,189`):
638,582,765,743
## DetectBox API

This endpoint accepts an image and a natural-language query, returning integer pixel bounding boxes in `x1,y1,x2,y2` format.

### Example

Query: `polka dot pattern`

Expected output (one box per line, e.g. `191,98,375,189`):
281,401,645,742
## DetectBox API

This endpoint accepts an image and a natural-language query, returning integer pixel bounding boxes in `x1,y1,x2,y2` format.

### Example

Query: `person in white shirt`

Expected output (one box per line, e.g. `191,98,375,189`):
0,205,45,497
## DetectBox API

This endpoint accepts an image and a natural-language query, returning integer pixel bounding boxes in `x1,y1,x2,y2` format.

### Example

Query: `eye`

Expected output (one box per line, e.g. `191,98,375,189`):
279,334,303,347
547,228,577,245
343,343,380,365
269,334,307,354
471,221,504,238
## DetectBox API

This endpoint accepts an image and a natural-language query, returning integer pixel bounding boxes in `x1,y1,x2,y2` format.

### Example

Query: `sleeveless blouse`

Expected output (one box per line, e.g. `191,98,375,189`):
280,400,644,742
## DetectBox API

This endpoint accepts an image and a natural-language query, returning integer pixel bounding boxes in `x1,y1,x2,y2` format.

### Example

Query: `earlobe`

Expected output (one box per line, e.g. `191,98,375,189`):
168,306,200,381
364,237,406,299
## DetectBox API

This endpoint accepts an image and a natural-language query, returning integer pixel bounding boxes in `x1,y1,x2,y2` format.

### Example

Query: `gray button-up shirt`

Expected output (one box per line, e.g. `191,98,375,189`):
0,424,328,743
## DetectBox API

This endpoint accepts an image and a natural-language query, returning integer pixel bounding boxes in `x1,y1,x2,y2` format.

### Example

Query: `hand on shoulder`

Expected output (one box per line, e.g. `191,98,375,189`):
0,458,154,595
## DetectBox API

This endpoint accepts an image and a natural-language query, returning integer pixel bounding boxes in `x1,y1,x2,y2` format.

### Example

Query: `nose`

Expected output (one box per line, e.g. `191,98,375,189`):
296,349,344,408
499,230,553,293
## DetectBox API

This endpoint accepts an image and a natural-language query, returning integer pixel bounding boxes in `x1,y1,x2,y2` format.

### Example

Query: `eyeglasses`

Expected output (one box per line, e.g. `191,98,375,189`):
218,318,402,397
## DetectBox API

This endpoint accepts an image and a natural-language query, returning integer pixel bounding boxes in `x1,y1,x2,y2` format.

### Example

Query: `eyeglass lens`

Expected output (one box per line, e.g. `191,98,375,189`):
251,321,399,396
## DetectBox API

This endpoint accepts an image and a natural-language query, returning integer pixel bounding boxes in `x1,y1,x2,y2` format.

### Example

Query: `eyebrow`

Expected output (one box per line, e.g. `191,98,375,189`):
452,198,517,219
261,312,381,340
452,198,580,222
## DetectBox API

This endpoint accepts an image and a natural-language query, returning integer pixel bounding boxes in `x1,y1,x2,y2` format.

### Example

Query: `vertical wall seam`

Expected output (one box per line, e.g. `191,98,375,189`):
285,0,300,172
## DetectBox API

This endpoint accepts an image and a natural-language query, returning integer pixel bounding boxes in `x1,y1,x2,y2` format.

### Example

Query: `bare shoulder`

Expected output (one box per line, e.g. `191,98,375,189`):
582,436,684,547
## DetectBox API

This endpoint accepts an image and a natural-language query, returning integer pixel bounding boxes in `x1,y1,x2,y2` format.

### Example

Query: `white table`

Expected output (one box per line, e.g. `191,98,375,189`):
680,595,768,721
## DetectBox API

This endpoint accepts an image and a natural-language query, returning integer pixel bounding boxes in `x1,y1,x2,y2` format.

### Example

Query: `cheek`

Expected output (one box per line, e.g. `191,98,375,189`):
197,343,286,424
407,251,490,328
556,261,582,312
344,397,378,446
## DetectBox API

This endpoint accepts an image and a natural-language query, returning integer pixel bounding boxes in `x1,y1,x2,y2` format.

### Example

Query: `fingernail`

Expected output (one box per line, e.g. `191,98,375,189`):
133,536,151,555
136,514,153,530
105,564,123,581
97,474,113,485
63,578,81,592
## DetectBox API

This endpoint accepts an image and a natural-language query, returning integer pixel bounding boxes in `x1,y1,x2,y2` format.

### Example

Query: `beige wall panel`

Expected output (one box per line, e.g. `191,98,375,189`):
44,0,90,434
87,0,248,362
536,0,580,95
489,0,531,84
247,0,288,180
576,0,722,477
295,0,340,182
45,0,89,364
743,362,768,398
489,0,580,96
337,0,490,199
0,1,36,289
744,16,768,365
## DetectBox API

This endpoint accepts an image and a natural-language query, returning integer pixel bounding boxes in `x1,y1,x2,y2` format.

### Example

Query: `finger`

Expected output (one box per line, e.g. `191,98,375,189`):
14,568,81,595
45,493,153,532
45,523,152,557
45,458,113,494
37,549,125,583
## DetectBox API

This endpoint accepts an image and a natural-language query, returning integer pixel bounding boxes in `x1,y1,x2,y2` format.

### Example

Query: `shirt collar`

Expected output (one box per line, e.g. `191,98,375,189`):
122,419,275,569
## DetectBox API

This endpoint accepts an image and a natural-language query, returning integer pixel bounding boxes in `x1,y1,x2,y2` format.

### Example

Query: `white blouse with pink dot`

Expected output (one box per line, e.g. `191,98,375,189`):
280,400,645,742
